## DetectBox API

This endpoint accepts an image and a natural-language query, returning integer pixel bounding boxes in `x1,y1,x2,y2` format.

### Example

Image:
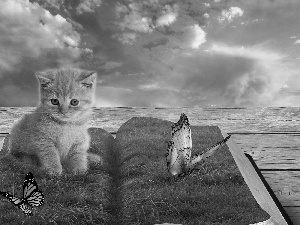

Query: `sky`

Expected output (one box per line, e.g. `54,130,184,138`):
1,0,300,107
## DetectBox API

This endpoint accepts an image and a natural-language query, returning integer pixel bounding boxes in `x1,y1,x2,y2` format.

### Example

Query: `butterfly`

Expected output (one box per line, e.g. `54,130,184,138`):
0,172,44,216
165,113,231,177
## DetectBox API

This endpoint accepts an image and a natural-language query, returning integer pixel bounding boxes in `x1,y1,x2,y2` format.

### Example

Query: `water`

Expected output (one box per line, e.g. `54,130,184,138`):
1,107,299,134
1,107,300,169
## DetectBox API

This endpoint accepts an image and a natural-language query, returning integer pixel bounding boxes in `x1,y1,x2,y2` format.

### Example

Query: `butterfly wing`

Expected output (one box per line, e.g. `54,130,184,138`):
23,172,44,207
0,191,33,216
0,191,22,205
166,140,183,175
172,113,192,165
26,190,44,207
167,113,192,176
18,203,33,216
190,135,231,168
165,140,173,169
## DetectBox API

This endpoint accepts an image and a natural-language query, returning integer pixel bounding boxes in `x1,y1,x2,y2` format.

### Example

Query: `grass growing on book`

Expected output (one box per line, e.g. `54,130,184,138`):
0,116,269,224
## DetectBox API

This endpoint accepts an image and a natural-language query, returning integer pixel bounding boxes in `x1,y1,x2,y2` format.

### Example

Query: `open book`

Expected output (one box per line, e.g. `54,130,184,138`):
0,115,292,224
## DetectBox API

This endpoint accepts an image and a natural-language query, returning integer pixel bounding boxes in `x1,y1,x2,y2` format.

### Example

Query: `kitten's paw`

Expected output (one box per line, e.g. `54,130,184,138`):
46,166,63,176
87,153,102,165
71,166,88,175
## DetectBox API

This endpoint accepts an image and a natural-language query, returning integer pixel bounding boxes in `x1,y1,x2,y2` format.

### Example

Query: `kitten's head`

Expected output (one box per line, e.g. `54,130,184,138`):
35,68,97,122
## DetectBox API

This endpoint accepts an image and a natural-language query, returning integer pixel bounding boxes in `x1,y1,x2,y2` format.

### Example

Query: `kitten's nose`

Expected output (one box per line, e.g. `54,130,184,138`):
59,105,68,114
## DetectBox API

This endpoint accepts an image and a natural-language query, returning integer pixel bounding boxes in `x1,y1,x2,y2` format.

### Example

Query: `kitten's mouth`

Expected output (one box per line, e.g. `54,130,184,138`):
53,112,86,122
60,115,72,120
50,109,90,123
52,113,74,121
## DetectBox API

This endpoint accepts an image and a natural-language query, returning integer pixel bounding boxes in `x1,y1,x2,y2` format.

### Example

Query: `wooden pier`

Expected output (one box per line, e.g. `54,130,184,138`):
1,107,299,224
228,132,300,224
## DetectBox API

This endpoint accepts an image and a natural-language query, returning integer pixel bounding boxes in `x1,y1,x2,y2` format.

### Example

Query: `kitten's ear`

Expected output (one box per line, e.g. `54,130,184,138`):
35,72,53,88
78,71,97,88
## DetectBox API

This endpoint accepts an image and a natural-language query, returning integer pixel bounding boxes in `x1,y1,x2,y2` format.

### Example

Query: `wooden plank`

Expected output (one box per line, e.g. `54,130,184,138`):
284,207,300,224
258,170,300,223
228,131,300,135
261,171,300,206
232,134,300,170
221,131,292,225
229,131,300,223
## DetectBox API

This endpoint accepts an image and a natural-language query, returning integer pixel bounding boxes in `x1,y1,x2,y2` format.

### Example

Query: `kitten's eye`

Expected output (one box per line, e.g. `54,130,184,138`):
51,99,59,105
70,99,79,106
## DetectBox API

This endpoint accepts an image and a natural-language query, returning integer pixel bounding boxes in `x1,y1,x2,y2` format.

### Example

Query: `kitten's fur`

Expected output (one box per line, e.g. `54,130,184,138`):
7,68,101,175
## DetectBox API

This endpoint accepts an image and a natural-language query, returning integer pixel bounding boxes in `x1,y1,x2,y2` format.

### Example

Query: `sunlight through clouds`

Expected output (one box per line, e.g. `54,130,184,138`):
294,39,300,44
76,0,102,14
218,7,244,23
114,1,180,44
186,25,207,49
0,0,87,72
178,43,294,106
112,33,137,45
156,4,179,27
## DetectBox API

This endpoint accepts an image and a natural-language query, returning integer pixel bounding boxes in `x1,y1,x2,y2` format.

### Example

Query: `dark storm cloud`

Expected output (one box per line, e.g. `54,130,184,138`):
177,54,254,92
93,46,269,107
0,68,39,107
165,44,291,107
142,37,169,50
207,0,300,48
96,86,187,107
169,52,258,106
1,0,300,107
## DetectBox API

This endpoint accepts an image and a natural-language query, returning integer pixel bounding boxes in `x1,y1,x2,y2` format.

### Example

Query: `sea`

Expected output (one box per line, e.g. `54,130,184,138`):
2,107,300,167
1,107,299,134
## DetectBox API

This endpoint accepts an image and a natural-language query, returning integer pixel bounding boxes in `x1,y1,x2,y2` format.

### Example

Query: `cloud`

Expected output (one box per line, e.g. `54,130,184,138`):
115,2,154,33
138,83,160,90
164,43,294,107
294,39,300,44
142,38,169,50
95,85,183,107
34,0,65,11
122,16,153,33
0,84,38,107
112,33,137,45
156,4,179,27
0,0,86,72
203,13,209,19
210,44,284,61
114,1,181,44
156,12,177,27
76,0,102,14
218,7,244,23
102,61,123,71
182,25,207,49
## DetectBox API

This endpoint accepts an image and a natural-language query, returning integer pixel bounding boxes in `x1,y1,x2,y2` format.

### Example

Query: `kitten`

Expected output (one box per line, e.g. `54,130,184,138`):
7,68,101,175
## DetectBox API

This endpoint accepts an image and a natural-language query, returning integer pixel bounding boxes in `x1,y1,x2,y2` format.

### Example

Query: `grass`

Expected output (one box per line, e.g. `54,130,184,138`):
0,160,111,224
116,117,270,225
0,117,270,224
0,128,112,225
